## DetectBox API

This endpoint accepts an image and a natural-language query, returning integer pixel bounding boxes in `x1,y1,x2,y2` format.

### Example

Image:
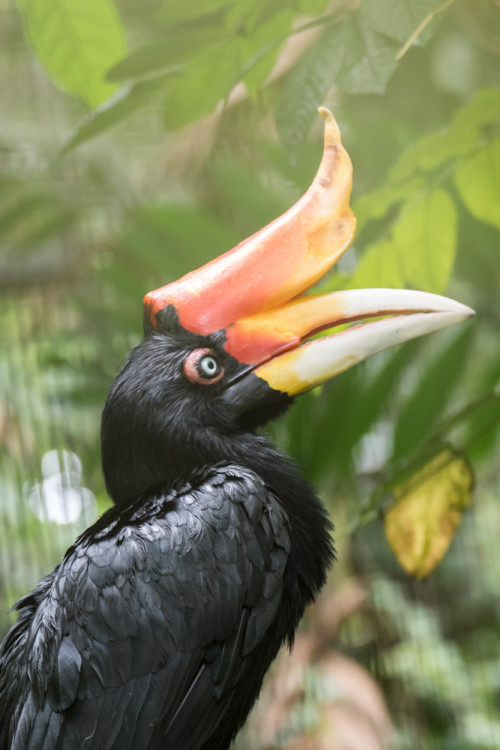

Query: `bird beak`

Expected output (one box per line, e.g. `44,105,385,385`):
225,289,474,397
144,108,474,399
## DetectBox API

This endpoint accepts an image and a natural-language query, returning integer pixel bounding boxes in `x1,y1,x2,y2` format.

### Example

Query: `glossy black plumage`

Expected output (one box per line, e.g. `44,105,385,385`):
0,326,333,749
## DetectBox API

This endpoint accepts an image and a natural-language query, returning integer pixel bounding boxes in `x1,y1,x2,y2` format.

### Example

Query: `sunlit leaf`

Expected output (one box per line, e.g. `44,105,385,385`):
389,131,454,183
392,189,457,292
16,0,127,108
344,188,458,293
348,240,405,289
354,177,425,235
390,89,500,183
449,89,500,144
454,139,500,230
385,449,474,579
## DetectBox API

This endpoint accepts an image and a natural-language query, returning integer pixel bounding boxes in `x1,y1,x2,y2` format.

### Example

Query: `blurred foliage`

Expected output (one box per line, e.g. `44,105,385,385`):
1,0,500,746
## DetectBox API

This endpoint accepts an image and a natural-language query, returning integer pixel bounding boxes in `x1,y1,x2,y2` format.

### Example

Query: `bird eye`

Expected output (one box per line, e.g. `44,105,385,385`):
183,348,224,385
198,355,219,378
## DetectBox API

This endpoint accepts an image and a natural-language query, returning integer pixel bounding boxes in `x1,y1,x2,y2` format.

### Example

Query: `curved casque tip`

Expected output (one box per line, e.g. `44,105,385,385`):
318,107,341,146
145,107,355,336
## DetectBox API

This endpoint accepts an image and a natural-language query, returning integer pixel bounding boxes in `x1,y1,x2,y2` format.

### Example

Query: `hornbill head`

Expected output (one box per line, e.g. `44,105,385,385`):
102,109,473,506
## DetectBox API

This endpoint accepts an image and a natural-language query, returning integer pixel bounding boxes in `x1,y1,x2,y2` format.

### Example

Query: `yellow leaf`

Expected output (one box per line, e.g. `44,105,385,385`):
385,450,474,579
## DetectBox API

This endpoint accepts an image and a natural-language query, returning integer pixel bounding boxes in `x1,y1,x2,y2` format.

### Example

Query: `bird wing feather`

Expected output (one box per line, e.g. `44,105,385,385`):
0,464,290,750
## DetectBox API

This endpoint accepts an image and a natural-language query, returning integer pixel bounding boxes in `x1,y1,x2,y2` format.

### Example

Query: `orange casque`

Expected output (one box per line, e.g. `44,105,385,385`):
143,108,355,364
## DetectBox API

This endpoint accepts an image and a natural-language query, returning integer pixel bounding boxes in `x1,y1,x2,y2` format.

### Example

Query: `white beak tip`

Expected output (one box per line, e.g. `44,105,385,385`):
433,295,475,318
457,303,475,318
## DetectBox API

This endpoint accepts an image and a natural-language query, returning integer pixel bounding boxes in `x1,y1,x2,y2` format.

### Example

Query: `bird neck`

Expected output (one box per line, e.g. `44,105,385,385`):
233,436,334,626
102,423,333,613
184,432,335,625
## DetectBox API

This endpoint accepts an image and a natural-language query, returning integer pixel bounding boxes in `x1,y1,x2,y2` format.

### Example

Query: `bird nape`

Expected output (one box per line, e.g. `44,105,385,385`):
0,109,473,750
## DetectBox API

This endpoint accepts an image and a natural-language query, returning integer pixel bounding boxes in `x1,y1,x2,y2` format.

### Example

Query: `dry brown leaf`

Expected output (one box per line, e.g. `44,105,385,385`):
385,449,474,579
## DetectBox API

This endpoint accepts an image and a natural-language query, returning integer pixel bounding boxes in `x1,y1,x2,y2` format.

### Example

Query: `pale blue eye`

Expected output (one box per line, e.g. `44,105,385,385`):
198,355,220,378
183,349,224,384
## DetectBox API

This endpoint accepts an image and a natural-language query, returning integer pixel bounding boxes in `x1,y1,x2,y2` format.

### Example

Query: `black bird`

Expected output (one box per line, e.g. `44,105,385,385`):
0,109,473,750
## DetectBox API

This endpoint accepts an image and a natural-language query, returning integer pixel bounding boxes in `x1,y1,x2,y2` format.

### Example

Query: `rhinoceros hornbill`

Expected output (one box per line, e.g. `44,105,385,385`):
0,109,473,750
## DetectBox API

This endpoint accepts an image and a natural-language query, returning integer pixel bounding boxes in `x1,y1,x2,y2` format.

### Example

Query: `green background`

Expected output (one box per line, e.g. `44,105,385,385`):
1,0,499,746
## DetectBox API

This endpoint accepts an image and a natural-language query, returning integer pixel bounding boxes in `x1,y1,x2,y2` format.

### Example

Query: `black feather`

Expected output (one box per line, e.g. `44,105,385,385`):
0,325,334,750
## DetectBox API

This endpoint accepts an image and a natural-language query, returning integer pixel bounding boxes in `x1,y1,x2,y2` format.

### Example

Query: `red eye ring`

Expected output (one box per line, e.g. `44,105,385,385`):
183,348,225,385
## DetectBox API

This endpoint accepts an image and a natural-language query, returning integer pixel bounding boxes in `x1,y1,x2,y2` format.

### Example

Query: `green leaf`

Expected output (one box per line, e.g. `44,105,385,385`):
164,38,241,130
0,193,61,247
360,0,445,44
16,208,78,250
298,0,330,12
342,190,457,296
275,20,340,158
208,158,288,236
454,139,500,230
389,89,500,183
63,76,172,152
241,10,294,96
340,344,418,467
121,203,238,282
389,131,454,183
449,89,500,144
107,25,222,82
392,326,473,462
276,11,399,156
335,14,399,95
354,177,425,235
107,42,181,82
348,240,405,289
160,5,297,128
17,0,127,108
464,393,500,462
224,0,286,33
392,189,457,292
157,0,232,26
